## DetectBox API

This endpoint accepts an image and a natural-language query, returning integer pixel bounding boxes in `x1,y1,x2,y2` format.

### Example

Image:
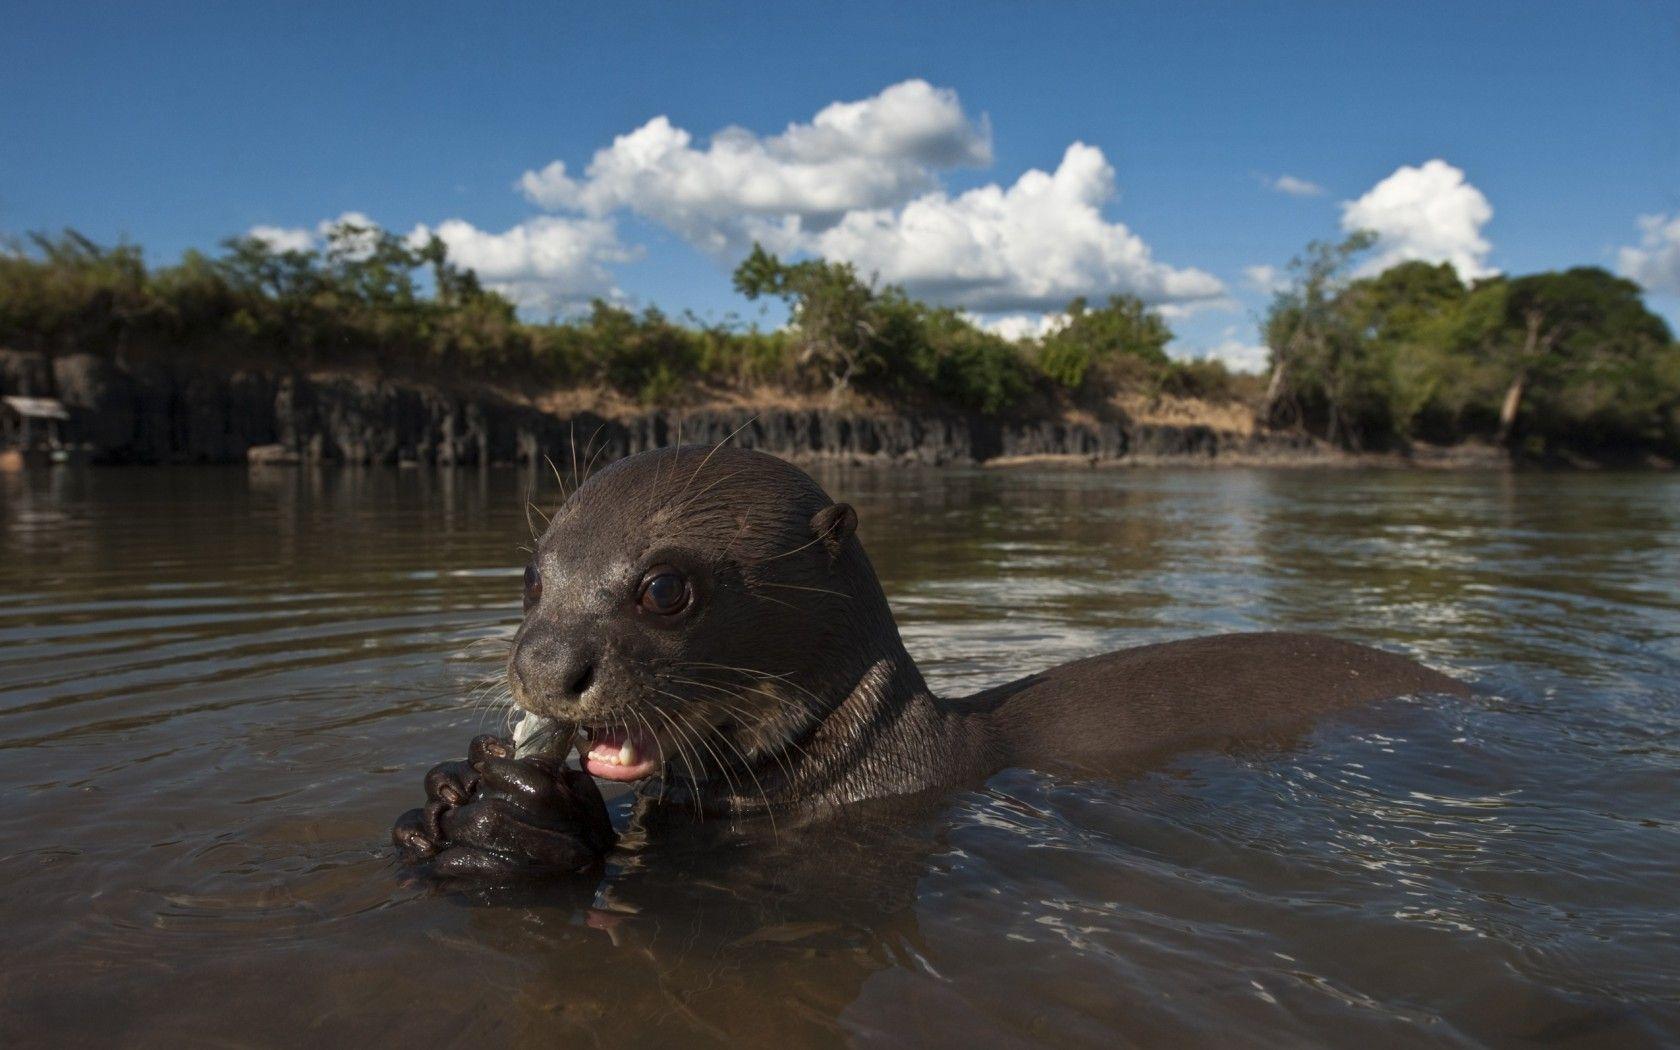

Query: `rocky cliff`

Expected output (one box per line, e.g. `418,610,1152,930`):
0,349,1329,468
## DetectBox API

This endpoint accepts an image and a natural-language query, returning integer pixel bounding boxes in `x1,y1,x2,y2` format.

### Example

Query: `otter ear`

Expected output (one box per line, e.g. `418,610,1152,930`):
810,502,858,565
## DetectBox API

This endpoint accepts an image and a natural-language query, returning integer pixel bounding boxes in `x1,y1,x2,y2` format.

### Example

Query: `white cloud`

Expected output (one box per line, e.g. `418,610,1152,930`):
1341,159,1495,279
1167,325,1271,375
1263,174,1325,197
407,216,635,312
975,312,1070,341
1155,297,1240,321
1169,340,1268,375
324,210,377,232
251,83,1232,317
1199,338,1270,373
246,224,316,253
810,142,1226,312
519,79,991,255
1617,213,1680,296
245,211,382,255
246,212,632,312
1243,264,1287,294
320,211,384,259
518,82,1220,314
974,297,1233,344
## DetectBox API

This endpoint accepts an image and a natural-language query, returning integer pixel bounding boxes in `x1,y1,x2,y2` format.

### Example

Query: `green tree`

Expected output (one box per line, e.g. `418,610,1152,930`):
0,230,154,360
414,233,487,307
1035,295,1171,394
149,249,241,352
1339,261,1469,438
1260,231,1378,446
1261,235,1680,456
733,244,879,392
905,305,1032,414
7,221,1676,459
732,244,1033,412
1484,268,1673,446
319,219,426,311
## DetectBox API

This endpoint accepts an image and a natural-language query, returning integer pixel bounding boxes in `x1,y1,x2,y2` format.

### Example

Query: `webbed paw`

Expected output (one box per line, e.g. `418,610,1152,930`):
393,734,615,879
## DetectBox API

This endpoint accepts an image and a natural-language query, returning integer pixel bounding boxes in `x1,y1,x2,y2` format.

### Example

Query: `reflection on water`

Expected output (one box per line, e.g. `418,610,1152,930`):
1,464,1677,1046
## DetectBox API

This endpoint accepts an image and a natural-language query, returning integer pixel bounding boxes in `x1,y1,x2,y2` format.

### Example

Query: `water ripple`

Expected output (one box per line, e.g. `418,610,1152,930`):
1,465,1677,1046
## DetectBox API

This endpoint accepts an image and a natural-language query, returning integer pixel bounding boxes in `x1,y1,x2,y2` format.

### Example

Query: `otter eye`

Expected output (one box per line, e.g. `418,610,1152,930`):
522,564,542,612
637,568,690,617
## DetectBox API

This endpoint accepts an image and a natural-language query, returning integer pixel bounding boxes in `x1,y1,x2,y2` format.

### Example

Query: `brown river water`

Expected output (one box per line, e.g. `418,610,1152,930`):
1,464,1677,1047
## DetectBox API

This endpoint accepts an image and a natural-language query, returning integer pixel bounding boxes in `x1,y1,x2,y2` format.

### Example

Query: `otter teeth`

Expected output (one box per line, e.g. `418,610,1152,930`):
584,731,646,769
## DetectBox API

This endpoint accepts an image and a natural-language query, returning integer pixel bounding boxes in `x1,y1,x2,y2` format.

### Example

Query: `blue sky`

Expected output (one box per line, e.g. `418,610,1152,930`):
3,1,1677,368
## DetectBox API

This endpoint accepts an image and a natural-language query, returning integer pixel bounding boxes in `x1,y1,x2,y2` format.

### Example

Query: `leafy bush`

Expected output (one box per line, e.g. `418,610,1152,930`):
1034,296,1171,394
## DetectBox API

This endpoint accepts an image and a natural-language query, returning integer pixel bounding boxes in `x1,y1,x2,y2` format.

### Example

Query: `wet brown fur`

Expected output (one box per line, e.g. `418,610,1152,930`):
510,445,1470,817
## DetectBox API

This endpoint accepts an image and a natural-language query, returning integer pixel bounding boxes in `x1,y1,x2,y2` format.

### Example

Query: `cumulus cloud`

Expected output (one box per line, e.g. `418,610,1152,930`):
252,82,1230,317
407,216,635,311
248,210,633,312
810,143,1225,312
519,79,991,255
517,81,1221,313
1617,213,1680,296
1263,173,1325,197
1341,159,1495,279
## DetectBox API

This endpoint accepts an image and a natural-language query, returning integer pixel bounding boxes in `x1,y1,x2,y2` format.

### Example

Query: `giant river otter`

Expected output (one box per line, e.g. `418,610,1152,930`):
393,445,1468,878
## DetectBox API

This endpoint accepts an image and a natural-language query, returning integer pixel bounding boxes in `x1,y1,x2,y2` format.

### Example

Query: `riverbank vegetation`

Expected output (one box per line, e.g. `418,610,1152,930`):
3,221,1678,459
0,223,1241,418
1261,234,1680,458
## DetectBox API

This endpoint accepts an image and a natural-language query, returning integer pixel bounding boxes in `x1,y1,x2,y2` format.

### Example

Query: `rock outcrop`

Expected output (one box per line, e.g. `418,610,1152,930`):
0,349,1331,468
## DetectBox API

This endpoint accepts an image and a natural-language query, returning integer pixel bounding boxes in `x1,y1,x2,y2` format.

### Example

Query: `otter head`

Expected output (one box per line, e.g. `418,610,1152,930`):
509,445,892,790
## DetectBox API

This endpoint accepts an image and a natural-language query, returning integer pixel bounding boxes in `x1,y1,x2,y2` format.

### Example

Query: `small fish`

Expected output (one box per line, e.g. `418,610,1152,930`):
511,713,577,763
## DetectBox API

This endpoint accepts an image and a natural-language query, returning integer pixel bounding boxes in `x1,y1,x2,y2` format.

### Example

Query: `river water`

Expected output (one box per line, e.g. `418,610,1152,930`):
1,464,1677,1047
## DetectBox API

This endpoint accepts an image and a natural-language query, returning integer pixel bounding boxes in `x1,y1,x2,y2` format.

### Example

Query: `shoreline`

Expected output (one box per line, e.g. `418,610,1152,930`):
7,349,1669,472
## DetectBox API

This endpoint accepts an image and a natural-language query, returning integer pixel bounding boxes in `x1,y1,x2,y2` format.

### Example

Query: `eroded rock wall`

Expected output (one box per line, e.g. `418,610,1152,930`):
1,349,1319,468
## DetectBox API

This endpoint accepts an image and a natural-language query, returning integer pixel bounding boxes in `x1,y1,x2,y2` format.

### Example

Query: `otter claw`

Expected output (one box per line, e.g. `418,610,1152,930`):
392,807,439,862
468,734,514,764
423,760,477,807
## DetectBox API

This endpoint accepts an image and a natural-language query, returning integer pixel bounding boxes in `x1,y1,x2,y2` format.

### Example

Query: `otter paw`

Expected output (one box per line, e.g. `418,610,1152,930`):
392,735,615,879
392,735,505,863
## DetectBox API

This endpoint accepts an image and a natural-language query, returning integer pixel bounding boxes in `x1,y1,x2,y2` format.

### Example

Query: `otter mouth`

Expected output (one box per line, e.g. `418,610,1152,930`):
579,725,662,782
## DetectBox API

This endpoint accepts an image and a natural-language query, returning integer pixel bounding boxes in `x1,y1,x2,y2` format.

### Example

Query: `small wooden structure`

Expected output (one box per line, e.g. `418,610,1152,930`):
1,395,71,471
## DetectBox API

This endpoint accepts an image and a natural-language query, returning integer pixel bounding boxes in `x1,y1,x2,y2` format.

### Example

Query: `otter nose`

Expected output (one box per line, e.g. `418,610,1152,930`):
559,657,595,698
511,625,598,711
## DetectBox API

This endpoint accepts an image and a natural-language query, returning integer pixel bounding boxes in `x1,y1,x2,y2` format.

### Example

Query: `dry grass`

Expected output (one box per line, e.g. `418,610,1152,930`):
524,383,1263,436
1110,392,1258,436
324,367,1262,436
528,382,900,420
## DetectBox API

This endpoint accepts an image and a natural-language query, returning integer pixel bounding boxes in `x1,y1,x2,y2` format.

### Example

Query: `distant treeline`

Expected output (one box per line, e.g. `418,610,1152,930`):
1261,233,1680,457
2,222,1677,457
0,224,1244,418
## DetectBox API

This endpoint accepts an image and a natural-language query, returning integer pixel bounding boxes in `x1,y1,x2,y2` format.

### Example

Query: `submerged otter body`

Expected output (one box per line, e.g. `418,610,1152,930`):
394,446,1467,877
